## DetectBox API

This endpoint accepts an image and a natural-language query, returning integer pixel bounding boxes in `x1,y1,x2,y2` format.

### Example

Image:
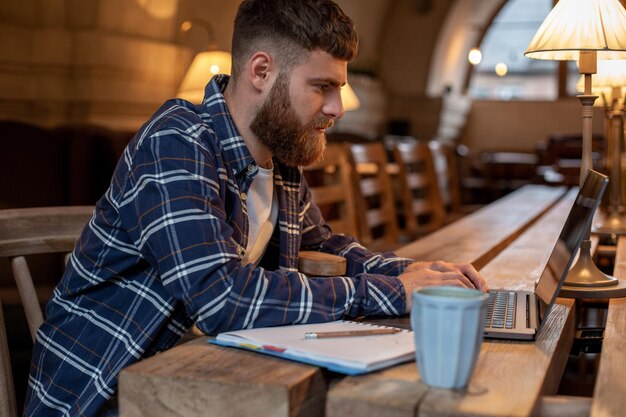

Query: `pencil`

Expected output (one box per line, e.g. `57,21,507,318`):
304,328,401,339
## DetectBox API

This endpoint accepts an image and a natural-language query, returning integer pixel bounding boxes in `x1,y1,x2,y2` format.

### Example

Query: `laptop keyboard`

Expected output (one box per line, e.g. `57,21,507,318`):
485,291,517,329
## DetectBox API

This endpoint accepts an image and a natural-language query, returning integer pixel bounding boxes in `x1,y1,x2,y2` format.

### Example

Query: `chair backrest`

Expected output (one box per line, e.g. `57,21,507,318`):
392,140,446,239
302,143,358,237
541,133,605,186
0,206,92,417
479,150,539,200
345,142,400,251
299,143,355,276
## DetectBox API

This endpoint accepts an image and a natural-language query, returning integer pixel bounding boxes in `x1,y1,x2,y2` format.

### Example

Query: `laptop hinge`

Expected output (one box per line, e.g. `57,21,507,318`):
527,293,540,330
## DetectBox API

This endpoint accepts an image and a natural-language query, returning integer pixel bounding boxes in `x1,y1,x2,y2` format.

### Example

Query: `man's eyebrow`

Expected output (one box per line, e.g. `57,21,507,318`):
310,78,346,87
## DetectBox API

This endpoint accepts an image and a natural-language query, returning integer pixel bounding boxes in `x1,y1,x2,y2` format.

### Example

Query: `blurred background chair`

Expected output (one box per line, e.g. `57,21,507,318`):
391,139,446,240
299,143,356,276
345,142,401,252
302,143,358,237
478,150,540,200
536,133,605,187
0,206,92,417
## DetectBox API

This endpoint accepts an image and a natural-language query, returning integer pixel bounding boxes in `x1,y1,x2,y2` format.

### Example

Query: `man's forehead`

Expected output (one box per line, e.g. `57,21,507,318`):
291,50,348,83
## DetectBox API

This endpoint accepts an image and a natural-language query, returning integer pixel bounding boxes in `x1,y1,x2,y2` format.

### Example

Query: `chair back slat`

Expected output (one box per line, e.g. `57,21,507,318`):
11,257,44,341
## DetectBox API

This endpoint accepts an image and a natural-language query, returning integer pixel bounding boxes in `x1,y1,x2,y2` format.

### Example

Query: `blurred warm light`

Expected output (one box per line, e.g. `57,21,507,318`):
135,0,178,19
589,59,626,87
177,51,232,103
180,20,193,32
576,59,626,106
495,63,508,77
341,83,360,112
468,48,482,65
177,19,232,104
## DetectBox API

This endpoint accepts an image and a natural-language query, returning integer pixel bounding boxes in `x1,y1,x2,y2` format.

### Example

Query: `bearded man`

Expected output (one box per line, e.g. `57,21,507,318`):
24,1,486,416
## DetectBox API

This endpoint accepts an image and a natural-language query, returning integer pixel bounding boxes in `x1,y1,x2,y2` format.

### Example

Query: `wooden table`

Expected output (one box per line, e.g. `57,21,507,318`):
118,185,585,417
395,185,566,269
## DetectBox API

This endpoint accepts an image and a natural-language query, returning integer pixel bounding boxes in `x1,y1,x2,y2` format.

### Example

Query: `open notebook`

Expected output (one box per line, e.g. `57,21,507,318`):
210,320,414,375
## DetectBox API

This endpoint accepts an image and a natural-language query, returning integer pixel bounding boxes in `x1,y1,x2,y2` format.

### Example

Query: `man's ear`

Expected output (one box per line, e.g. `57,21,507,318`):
248,51,275,92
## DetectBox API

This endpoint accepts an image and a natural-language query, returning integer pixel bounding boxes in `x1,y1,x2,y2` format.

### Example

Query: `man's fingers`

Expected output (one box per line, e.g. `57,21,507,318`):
438,271,474,288
455,264,489,291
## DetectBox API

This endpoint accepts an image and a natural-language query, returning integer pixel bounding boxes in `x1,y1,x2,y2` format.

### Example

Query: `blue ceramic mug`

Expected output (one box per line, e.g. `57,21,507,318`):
411,286,488,389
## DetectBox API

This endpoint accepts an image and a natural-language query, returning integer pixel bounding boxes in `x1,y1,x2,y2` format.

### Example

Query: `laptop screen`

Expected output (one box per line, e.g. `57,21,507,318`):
535,170,608,311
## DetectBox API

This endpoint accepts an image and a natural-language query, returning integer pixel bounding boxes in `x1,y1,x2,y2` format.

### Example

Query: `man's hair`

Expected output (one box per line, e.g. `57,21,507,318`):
231,0,358,80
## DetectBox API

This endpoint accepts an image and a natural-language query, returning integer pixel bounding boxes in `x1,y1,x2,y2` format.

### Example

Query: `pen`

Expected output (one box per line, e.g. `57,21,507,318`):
304,328,401,339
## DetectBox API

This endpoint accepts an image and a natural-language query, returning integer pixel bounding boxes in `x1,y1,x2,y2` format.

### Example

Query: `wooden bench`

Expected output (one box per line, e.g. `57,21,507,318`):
118,185,576,417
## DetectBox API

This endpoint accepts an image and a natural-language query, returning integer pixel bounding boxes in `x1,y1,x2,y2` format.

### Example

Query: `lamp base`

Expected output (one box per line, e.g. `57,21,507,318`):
564,240,618,287
593,209,626,236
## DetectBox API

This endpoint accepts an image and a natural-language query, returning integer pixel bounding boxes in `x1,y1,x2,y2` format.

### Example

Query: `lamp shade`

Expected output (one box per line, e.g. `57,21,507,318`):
341,82,360,112
177,50,232,103
525,0,626,61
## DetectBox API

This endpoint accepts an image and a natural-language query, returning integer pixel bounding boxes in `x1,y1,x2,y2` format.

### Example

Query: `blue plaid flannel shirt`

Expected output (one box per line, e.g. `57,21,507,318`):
24,75,412,417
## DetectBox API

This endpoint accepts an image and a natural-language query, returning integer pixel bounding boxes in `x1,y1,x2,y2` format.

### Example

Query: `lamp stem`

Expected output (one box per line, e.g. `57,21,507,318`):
595,109,626,235
579,91,596,187
609,112,624,210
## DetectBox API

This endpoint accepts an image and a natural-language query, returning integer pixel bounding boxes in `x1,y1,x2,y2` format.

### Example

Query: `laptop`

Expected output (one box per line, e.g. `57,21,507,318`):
484,169,608,340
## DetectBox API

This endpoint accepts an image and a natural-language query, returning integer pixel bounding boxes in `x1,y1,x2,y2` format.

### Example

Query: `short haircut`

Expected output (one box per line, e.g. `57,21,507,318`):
231,0,358,80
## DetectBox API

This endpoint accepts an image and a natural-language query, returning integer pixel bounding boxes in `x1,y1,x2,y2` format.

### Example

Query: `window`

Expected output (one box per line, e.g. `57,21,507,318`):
468,0,579,100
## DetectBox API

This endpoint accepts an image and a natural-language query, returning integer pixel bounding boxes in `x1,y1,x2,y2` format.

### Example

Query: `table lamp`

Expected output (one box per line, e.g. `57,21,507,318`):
525,0,626,288
177,19,232,104
577,60,626,236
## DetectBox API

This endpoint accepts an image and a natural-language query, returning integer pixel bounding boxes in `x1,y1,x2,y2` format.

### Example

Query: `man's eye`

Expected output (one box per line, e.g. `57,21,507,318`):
317,84,330,91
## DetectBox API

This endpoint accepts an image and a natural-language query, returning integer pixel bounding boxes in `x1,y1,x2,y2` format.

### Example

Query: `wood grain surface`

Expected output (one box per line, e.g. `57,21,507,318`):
395,185,566,269
119,338,328,417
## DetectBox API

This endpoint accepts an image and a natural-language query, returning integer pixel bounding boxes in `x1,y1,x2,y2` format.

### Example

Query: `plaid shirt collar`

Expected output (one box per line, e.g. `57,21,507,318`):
201,74,257,177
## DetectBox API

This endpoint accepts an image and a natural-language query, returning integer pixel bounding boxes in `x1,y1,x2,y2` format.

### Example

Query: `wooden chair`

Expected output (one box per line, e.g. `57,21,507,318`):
299,143,354,276
537,133,605,187
302,143,358,237
392,140,446,239
428,141,461,214
479,150,539,200
0,206,93,417
345,142,401,252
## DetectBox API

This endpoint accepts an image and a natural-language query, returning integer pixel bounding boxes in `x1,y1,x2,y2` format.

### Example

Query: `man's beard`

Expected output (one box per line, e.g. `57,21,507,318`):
250,73,332,167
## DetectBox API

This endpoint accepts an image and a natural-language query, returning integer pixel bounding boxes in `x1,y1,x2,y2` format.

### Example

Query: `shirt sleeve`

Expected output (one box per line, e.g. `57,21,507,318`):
118,129,409,335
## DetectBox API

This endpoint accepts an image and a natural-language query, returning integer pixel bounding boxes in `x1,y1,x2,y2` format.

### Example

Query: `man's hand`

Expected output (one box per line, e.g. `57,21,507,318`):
398,261,489,310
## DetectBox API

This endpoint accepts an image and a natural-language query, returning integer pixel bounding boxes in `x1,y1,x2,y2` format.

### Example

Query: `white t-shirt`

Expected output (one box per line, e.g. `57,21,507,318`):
242,165,278,266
